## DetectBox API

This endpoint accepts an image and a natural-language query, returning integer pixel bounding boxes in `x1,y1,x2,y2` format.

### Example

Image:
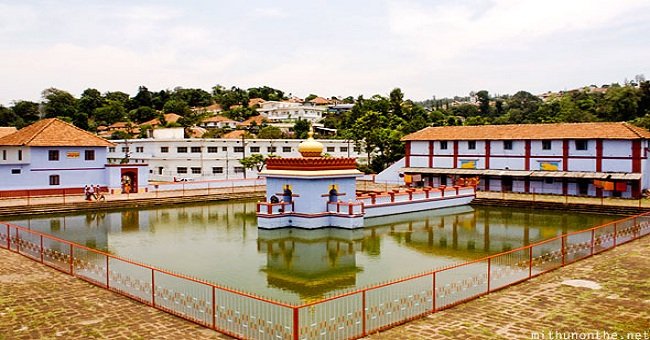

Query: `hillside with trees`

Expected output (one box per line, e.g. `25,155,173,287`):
1,77,649,173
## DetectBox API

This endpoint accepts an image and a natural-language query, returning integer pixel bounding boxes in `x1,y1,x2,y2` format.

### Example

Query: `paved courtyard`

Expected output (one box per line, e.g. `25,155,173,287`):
1,235,649,339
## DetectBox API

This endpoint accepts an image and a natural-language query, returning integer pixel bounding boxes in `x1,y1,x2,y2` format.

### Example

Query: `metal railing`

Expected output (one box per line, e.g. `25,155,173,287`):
2,211,649,339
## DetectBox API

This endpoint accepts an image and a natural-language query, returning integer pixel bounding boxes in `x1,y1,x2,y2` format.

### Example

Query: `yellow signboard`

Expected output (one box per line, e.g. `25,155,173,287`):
460,160,476,169
66,151,80,159
539,161,559,171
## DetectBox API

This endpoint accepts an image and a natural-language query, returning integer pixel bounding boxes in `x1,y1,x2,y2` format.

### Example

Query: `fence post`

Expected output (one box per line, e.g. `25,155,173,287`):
293,307,299,340
487,257,491,292
106,256,110,289
69,244,74,275
528,246,533,278
613,223,617,247
561,235,566,267
432,272,437,312
362,290,367,337
40,235,44,263
151,268,156,307
212,286,217,330
590,229,595,256
16,229,20,253
6,224,11,250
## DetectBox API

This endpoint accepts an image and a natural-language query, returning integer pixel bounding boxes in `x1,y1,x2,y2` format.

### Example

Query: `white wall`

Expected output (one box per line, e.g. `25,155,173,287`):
153,128,184,139
108,138,364,181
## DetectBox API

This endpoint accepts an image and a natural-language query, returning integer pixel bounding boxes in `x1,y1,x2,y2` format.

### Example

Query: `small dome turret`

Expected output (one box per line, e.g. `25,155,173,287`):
298,127,323,157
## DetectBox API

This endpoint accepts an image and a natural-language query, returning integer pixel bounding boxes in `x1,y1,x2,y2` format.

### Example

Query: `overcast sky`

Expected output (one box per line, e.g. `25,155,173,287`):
1,0,649,105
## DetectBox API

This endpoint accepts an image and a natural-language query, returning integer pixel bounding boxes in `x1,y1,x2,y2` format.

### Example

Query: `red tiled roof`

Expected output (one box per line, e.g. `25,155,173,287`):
0,127,17,138
248,98,266,107
201,115,236,123
0,118,114,147
402,122,650,141
309,96,330,105
238,115,267,126
108,121,129,129
221,130,247,139
140,113,182,127
203,103,223,112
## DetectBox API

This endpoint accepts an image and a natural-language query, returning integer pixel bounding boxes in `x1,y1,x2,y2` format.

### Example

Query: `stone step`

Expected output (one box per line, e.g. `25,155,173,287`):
470,198,649,215
0,192,264,218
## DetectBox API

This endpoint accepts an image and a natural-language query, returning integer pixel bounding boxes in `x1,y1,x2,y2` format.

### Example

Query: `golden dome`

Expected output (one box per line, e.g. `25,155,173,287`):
298,128,323,157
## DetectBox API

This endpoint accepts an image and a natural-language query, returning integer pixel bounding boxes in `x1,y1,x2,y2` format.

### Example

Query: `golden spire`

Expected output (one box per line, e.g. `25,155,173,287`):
298,126,323,157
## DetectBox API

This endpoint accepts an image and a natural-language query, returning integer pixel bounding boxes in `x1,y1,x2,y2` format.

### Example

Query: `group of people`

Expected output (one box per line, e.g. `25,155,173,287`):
84,184,105,201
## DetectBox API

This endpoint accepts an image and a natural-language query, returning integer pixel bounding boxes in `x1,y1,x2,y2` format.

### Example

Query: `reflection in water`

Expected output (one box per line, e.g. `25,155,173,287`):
258,228,364,301
6,201,620,303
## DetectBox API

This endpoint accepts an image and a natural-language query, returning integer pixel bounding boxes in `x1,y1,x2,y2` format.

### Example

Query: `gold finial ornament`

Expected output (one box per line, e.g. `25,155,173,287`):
298,126,323,157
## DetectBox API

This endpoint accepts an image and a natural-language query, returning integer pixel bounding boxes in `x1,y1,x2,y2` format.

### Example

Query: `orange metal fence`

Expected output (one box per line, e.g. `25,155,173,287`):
2,212,650,339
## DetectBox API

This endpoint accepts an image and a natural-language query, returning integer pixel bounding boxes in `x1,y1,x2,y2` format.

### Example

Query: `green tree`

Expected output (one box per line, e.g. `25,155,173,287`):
248,86,285,101
638,81,650,116
476,90,491,117
389,88,404,118
239,153,267,172
132,86,153,108
78,88,104,117
599,85,640,121
304,94,318,102
0,105,19,126
223,107,257,121
293,119,311,139
450,104,479,118
213,85,249,110
163,99,191,115
152,90,171,110
110,130,131,140
171,88,213,107
94,100,126,125
11,101,40,127
502,91,543,123
104,91,131,108
129,106,158,123
257,125,283,139
42,88,78,119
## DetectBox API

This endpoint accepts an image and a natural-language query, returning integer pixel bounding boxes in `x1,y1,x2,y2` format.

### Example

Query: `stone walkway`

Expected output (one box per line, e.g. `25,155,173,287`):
367,236,650,339
1,237,649,339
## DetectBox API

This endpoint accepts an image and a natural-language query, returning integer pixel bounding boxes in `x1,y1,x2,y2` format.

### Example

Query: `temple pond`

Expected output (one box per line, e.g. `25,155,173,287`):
6,200,621,304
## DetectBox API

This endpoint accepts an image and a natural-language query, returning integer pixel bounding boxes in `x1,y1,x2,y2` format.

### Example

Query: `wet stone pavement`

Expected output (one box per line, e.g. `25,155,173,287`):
1,237,649,339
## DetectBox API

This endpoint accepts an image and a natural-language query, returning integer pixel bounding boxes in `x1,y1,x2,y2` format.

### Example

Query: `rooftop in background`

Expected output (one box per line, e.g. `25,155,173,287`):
309,96,331,105
221,130,247,139
201,115,237,124
0,118,114,147
238,115,267,127
402,122,650,141
140,113,183,127
0,127,17,138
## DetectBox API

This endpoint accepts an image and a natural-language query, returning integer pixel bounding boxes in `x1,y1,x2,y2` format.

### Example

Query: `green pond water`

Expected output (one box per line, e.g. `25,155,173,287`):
5,201,621,304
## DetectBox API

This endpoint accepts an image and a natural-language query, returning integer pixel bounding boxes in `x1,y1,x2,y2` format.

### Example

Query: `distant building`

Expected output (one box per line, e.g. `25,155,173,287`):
257,101,326,124
0,118,148,196
199,115,238,129
140,113,183,128
107,131,364,181
401,122,650,199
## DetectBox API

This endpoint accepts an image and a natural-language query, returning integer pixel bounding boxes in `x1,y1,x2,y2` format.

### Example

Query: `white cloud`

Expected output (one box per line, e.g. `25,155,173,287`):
0,3,37,34
0,0,648,104
0,43,242,103
387,0,650,60
251,8,288,18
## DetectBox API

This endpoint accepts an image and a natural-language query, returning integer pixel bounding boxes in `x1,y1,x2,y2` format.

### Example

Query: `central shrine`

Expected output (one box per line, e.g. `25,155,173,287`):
257,129,476,229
